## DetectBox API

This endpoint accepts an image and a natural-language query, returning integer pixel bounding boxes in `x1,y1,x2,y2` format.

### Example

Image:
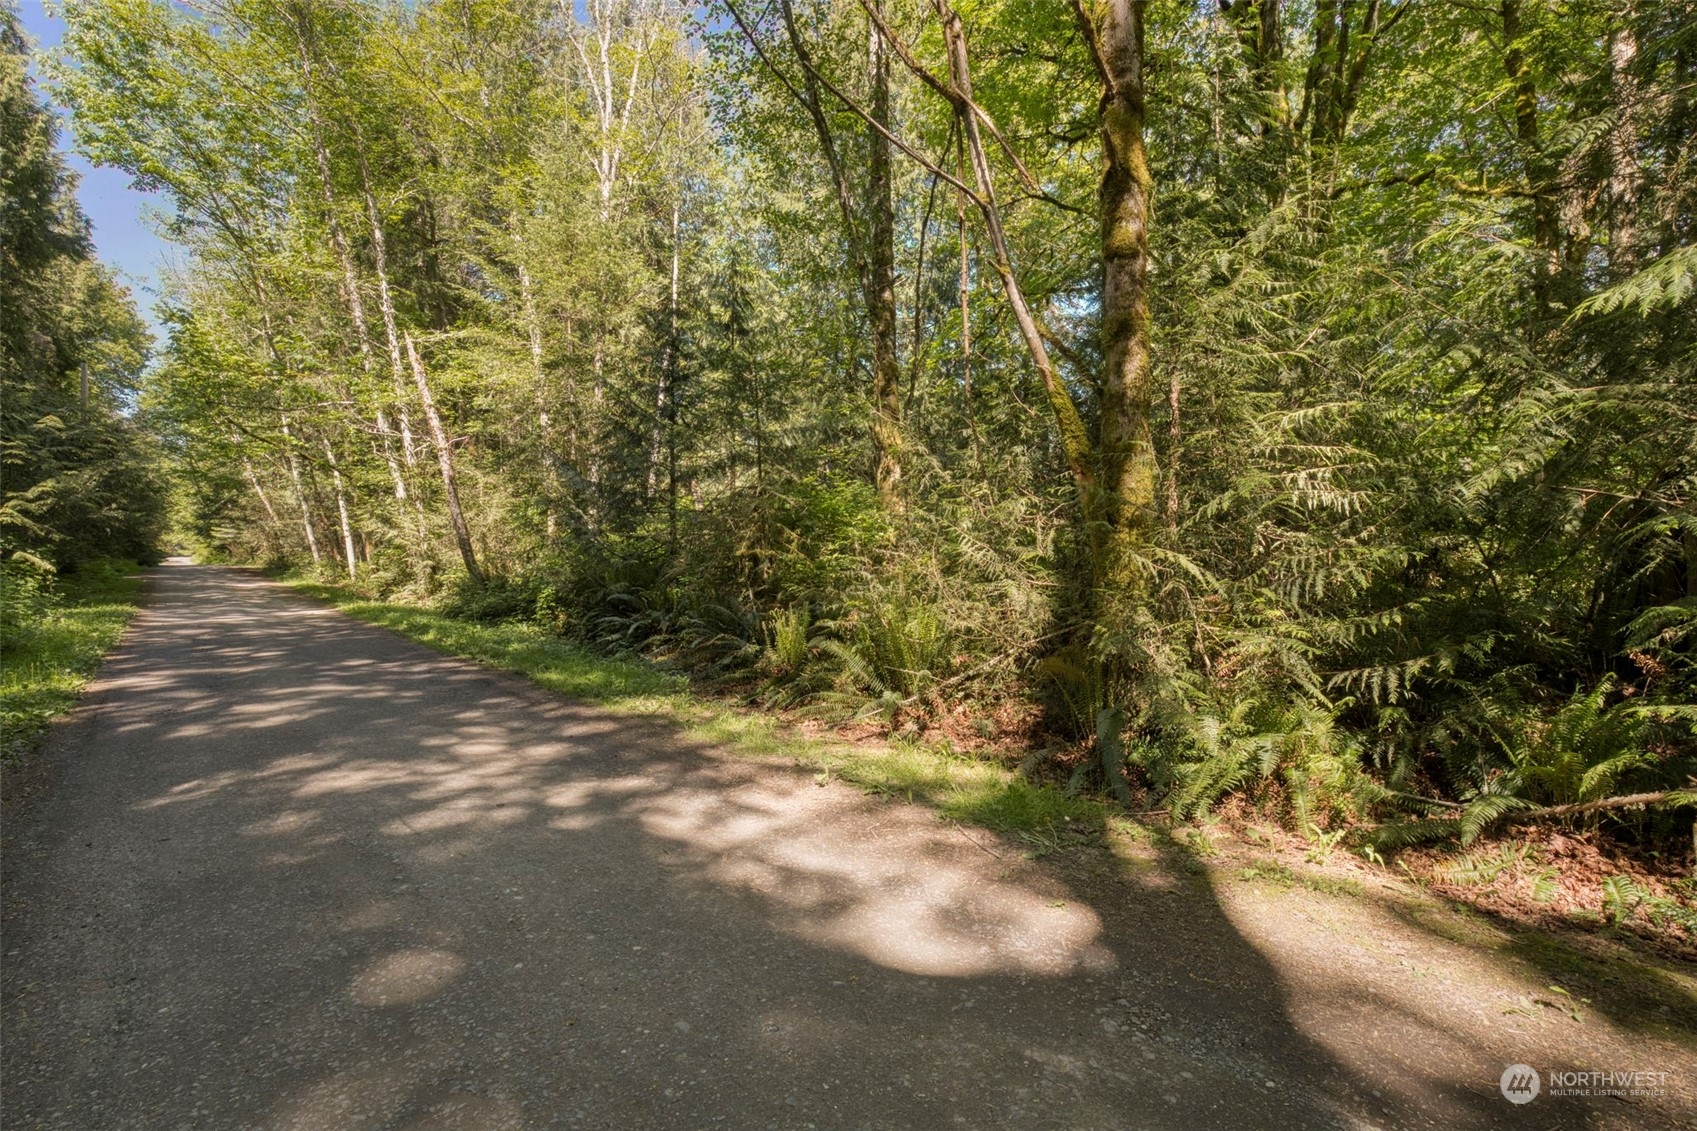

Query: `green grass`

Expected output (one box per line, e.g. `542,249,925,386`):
1,560,148,763
288,578,1110,841
1237,861,1365,898
290,582,687,706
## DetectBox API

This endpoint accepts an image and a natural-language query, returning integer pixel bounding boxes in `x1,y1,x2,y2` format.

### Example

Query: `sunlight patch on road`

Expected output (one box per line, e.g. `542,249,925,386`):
241,809,321,837
349,947,466,1007
638,777,1114,978
266,1063,418,1131
381,795,528,836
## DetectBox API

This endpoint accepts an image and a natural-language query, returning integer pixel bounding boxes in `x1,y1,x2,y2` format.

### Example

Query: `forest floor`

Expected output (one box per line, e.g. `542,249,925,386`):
3,561,1694,1129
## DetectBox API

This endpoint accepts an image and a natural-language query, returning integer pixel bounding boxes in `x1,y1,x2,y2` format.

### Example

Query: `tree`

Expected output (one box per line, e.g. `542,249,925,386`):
2,7,163,575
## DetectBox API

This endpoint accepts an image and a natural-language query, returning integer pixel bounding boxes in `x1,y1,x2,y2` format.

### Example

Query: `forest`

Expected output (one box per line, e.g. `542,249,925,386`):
6,0,1696,900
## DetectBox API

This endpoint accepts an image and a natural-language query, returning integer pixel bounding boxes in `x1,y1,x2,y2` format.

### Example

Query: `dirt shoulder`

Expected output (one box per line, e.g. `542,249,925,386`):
1085,819,1697,1118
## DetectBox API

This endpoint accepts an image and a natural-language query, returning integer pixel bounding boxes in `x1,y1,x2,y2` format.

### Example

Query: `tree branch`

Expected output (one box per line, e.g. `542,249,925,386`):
1068,0,1115,100
740,0,984,206
857,0,1089,217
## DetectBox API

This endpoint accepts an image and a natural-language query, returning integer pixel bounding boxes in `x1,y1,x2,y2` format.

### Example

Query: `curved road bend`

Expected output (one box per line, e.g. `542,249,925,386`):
0,562,1647,1129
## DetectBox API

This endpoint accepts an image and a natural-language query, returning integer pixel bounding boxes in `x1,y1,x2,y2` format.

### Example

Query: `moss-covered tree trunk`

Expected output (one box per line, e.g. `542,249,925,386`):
865,13,904,507
1093,0,1158,611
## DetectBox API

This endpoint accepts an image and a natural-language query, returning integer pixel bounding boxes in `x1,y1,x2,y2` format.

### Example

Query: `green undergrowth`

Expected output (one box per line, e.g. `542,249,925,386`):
287,578,1109,842
1,560,147,763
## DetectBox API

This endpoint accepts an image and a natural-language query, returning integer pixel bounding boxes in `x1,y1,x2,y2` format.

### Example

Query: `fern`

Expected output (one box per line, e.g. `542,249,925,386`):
1458,793,1532,845
1373,817,1463,851
1600,875,1647,925
1440,842,1532,886
1573,244,1697,318
766,606,810,672
1498,676,1649,807
815,638,888,698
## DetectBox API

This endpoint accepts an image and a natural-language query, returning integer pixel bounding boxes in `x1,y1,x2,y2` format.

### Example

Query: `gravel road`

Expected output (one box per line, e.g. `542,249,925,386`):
4,562,1687,1129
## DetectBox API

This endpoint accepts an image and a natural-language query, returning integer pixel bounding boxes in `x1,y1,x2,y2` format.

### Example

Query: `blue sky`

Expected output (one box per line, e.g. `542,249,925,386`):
20,0,173,345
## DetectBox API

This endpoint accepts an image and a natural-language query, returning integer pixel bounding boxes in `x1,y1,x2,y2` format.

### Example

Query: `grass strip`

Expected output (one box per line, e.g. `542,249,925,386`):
2,560,148,763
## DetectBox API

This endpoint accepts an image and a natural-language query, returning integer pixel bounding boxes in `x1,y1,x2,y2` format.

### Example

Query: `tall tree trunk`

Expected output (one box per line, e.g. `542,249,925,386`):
280,416,322,565
562,316,582,473
1095,0,1159,604
1166,368,1181,533
647,202,681,500
666,205,684,539
405,334,484,583
345,120,432,570
373,407,410,503
956,133,981,467
957,195,973,388
574,0,648,523
353,143,419,470
1608,16,1641,276
1304,0,1339,144
865,8,904,507
242,455,278,526
578,0,646,219
322,435,358,581
756,0,904,507
1223,0,1287,137
588,341,605,499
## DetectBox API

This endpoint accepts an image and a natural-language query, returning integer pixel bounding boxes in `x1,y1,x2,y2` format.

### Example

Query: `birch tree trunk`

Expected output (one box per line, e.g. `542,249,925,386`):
322,435,358,580
933,2,1093,503
242,456,281,533
405,334,484,583
280,416,322,565
956,136,982,466
575,0,651,218
354,143,419,470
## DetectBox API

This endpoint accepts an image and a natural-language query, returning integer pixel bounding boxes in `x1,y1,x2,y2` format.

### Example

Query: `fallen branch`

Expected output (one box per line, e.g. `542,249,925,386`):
1364,789,1694,841
1504,790,1687,823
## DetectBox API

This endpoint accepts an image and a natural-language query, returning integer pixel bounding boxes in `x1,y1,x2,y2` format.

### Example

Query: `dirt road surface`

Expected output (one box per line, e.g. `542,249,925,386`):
4,563,1693,1129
